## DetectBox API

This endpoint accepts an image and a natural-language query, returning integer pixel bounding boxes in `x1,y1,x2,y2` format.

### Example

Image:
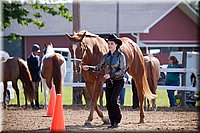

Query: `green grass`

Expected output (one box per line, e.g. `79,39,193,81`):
9,86,172,107
99,88,170,107
9,86,73,106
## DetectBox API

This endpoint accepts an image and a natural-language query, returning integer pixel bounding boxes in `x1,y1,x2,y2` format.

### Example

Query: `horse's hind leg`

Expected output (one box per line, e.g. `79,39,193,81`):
152,99,157,111
3,82,8,109
147,98,150,111
24,94,28,109
136,85,145,123
12,81,20,107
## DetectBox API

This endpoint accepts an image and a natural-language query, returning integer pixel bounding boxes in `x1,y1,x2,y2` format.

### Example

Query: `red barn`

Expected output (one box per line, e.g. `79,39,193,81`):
3,0,199,65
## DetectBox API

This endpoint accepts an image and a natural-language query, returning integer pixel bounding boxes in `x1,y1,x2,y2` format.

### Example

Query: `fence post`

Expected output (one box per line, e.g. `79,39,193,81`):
180,51,187,107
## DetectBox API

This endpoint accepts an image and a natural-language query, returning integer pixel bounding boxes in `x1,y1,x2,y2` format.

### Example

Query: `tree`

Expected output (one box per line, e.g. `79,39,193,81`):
187,0,199,14
2,0,73,42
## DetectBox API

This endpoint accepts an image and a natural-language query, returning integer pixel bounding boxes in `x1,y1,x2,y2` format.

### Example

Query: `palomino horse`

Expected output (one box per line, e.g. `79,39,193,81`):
144,55,160,111
1,57,35,108
66,30,156,126
41,43,66,107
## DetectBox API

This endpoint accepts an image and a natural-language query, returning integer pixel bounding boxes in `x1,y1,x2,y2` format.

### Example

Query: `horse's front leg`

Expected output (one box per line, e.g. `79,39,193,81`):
3,82,8,109
84,82,94,127
94,81,109,124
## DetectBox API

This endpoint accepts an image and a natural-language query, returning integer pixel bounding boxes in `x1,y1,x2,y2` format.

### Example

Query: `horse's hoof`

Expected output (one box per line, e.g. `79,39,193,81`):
139,121,145,124
101,116,110,125
84,121,92,127
153,108,157,111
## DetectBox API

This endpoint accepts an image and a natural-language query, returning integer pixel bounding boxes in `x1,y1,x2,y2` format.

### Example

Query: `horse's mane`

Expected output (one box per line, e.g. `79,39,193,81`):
74,30,99,38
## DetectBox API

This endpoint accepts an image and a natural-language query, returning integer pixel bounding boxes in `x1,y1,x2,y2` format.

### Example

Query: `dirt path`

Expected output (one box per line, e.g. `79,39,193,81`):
1,105,199,132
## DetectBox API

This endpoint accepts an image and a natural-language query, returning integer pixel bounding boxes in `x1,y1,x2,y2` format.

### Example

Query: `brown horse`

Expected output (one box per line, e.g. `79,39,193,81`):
144,55,160,111
1,57,35,108
41,43,66,104
65,30,156,126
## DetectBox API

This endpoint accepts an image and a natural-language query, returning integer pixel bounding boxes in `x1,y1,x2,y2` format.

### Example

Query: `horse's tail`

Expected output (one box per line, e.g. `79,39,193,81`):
147,59,156,93
133,45,156,100
142,61,157,100
52,55,63,94
150,57,160,93
17,58,36,101
144,56,154,94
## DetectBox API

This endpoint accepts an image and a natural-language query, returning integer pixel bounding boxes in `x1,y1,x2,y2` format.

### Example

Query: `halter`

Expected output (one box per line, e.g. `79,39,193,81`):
71,41,87,73
71,42,87,63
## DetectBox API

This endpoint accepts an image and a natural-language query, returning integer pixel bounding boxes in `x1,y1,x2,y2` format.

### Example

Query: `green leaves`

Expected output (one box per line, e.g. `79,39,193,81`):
3,1,72,42
7,33,22,43
33,12,42,18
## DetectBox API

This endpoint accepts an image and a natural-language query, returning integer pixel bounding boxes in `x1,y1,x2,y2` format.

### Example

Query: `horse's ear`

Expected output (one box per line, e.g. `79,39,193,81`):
65,33,74,41
79,31,86,41
49,42,53,47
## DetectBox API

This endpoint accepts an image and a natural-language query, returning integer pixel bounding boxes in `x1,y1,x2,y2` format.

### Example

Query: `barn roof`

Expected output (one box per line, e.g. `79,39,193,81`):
3,0,199,36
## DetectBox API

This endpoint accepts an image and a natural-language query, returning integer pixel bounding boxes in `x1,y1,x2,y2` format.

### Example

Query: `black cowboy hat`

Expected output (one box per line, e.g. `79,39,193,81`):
106,34,122,46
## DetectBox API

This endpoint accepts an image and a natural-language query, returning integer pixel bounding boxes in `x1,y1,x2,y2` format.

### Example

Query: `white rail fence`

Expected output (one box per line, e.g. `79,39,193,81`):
0,68,199,103
64,68,199,92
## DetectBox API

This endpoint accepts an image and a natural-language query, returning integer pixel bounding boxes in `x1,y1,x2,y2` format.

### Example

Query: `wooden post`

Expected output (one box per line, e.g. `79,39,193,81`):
72,73,83,105
72,0,90,105
73,0,80,32
72,0,82,105
180,50,187,107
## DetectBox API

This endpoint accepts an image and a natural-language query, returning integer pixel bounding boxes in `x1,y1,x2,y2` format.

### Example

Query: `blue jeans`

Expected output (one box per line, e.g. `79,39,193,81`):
119,88,126,106
166,81,180,107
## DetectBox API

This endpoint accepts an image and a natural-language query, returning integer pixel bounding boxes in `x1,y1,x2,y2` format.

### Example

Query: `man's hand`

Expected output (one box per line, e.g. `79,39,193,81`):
103,74,110,79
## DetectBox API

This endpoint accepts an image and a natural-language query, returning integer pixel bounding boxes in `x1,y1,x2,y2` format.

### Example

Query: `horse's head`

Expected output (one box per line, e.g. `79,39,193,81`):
0,51,10,62
43,42,54,55
65,31,87,73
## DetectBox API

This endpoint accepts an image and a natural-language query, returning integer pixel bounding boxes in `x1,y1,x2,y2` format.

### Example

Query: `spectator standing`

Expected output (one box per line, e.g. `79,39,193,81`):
27,44,41,109
165,56,180,107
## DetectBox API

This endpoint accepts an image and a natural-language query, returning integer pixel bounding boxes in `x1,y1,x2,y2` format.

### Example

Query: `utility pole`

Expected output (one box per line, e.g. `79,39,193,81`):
73,0,80,32
116,0,119,37
72,0,82,105
181,50,187,107
72,0,90,106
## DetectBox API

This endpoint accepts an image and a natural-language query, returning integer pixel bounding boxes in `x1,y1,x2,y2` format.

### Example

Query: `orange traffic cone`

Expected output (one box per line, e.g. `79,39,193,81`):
50,94,66,132
45,85,56,117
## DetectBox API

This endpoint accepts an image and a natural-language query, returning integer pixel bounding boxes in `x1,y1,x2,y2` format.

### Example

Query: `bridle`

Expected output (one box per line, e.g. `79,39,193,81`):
71,41,87,73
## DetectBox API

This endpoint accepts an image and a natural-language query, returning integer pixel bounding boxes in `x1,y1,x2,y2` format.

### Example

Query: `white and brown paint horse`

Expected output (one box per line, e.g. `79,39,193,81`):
41,43,66,107
65,30,156,126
